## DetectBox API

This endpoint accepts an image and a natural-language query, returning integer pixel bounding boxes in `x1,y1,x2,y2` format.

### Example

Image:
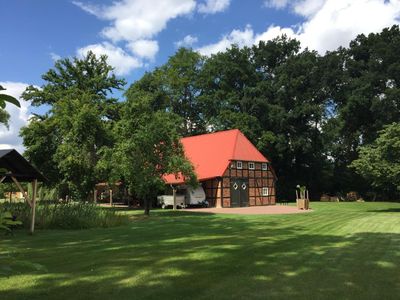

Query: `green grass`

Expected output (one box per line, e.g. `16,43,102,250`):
1,202,400,300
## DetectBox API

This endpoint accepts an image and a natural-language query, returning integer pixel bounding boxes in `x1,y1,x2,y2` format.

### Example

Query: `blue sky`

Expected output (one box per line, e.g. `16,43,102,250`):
1,0,400,151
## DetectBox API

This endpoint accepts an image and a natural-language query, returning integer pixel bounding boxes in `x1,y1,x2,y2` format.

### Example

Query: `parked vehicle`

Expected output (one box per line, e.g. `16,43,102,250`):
157,186,208,209
157,194,185,209
185,186,207,207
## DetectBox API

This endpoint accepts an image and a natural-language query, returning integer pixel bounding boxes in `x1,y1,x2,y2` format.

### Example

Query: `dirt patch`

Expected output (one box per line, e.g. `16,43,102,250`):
183,205,312,215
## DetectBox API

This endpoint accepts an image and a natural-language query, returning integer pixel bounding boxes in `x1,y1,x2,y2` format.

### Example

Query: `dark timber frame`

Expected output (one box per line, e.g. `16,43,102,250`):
202,160,276,208
0,149,46,234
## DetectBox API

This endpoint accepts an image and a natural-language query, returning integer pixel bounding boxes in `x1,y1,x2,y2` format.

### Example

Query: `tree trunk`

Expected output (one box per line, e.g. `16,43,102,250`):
144,198,150,216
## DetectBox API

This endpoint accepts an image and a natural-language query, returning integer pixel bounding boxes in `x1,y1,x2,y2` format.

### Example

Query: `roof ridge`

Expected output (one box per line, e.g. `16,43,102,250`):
181,129,239,140
230,129,240,160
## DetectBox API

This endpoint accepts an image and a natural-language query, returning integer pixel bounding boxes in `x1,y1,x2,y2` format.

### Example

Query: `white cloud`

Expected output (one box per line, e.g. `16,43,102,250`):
175,34,199,48
297,0,400,53
199,0,400,55
77,42,142,76
127,39,159,60
73,0,198,75
198,0,231,14
197,25,254,56
265,0,324,16
264,0,290,9
50,52,61,62
0,82,32,153
72,1,102,16
74,0,196,43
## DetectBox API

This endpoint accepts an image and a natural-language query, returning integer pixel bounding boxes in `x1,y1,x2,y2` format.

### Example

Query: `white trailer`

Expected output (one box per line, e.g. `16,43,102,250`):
157,186,207,209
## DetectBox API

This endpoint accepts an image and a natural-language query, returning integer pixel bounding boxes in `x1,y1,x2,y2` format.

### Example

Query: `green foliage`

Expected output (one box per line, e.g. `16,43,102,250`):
0,85,20,128
1,202,128,230
351,123,400,198
18,26,400,202
0,211,22,233
20,51,126,199
115,94,197,215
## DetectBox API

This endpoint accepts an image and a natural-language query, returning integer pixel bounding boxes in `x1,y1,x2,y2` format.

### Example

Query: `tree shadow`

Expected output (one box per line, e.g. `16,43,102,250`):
367,208,400,213
1,214,399,300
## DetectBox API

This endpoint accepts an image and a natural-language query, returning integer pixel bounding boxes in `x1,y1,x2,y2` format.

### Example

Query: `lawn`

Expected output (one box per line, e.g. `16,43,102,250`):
1,202,400,300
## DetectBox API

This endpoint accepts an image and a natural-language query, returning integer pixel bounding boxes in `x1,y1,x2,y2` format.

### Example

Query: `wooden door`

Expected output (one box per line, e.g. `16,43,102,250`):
230,178,249,207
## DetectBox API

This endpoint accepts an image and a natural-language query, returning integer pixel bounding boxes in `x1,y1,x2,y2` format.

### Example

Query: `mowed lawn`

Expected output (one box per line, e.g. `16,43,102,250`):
1,202,400,300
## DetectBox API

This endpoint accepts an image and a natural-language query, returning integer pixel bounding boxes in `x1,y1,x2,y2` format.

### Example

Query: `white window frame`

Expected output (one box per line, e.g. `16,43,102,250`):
237,161,243,169
262,187,269,196
262,163,268,171
248,162,255,170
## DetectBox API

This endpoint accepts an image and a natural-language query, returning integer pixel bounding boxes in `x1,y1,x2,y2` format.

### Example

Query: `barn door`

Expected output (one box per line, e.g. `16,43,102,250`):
239,178,248,207
230,178,249,207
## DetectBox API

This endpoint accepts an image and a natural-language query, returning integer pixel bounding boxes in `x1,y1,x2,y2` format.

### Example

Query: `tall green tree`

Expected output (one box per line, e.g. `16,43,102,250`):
125,48,206,136
322,25,400,196
21,52,125,199
115,94,197,215
351,123,400,200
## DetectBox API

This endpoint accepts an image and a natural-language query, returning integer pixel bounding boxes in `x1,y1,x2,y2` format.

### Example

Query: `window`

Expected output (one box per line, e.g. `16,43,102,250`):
262,163,268,171
237,161,243,169
249,162,255,170
262,187,269,196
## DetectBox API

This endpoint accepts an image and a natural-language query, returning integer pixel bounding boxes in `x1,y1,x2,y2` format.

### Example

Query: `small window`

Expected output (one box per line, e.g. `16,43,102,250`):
262,187,269,196
249,162,255,170
262,163,268,171
237,161,243,169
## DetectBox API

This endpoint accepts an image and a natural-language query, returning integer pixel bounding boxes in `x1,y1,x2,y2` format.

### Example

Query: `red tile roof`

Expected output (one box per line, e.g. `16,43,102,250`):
164,129,268,184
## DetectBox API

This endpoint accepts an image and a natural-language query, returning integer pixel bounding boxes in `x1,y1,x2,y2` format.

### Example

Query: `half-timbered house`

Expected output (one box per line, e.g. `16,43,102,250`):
164,129,277,208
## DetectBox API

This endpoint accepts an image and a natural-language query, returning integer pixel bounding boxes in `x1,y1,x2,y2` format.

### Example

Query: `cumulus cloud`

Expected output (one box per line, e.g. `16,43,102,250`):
199,0,400,55
127,39,159,60
0,82,32,153
198,0,231,14
175,34,199,48
265,0,325,16
73,0,201,75
197,25,254,56
77,42,142,76
74,0,196,43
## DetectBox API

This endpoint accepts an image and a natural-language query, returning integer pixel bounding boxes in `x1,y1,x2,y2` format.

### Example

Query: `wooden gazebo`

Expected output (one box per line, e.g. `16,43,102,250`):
0,149,46,234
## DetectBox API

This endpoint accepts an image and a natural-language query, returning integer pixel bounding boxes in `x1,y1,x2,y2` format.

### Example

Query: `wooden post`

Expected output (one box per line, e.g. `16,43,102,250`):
172,186,177,210
109,189,113,206
30,179,37,234
11,176,32,207
93,189,97,204
216,179,222,208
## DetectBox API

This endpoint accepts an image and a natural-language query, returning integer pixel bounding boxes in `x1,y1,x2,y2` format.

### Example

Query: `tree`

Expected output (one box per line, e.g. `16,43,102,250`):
20,52,125,199
115,94,197,215
0,85,20,127
351,123,400,200
125,48,206,136
321,25,400,196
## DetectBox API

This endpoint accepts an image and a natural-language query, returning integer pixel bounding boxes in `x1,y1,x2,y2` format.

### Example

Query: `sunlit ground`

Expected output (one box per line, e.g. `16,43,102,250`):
1,202,400,300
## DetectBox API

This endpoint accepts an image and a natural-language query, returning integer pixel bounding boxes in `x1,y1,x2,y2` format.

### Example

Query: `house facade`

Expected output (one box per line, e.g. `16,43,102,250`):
164,129,277,208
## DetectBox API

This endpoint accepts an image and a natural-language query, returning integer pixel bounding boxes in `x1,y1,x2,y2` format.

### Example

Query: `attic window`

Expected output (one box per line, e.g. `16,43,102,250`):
262,163,268,171
262,187,269,196
237,161,243,169
249,162,255,170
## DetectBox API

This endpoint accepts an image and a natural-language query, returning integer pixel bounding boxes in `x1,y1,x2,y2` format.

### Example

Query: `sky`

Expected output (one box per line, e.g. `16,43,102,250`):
1,0,400,152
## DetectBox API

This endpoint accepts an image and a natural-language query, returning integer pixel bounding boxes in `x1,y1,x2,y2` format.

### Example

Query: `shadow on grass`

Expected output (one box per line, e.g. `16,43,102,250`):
367,208,400,213
1,213,399,300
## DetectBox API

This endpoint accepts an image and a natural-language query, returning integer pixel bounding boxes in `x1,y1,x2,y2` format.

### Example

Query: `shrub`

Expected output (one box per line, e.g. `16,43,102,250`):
0,202,129,230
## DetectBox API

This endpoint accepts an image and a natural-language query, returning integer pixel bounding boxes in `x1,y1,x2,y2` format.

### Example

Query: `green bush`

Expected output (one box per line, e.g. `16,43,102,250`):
0,202,129,230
